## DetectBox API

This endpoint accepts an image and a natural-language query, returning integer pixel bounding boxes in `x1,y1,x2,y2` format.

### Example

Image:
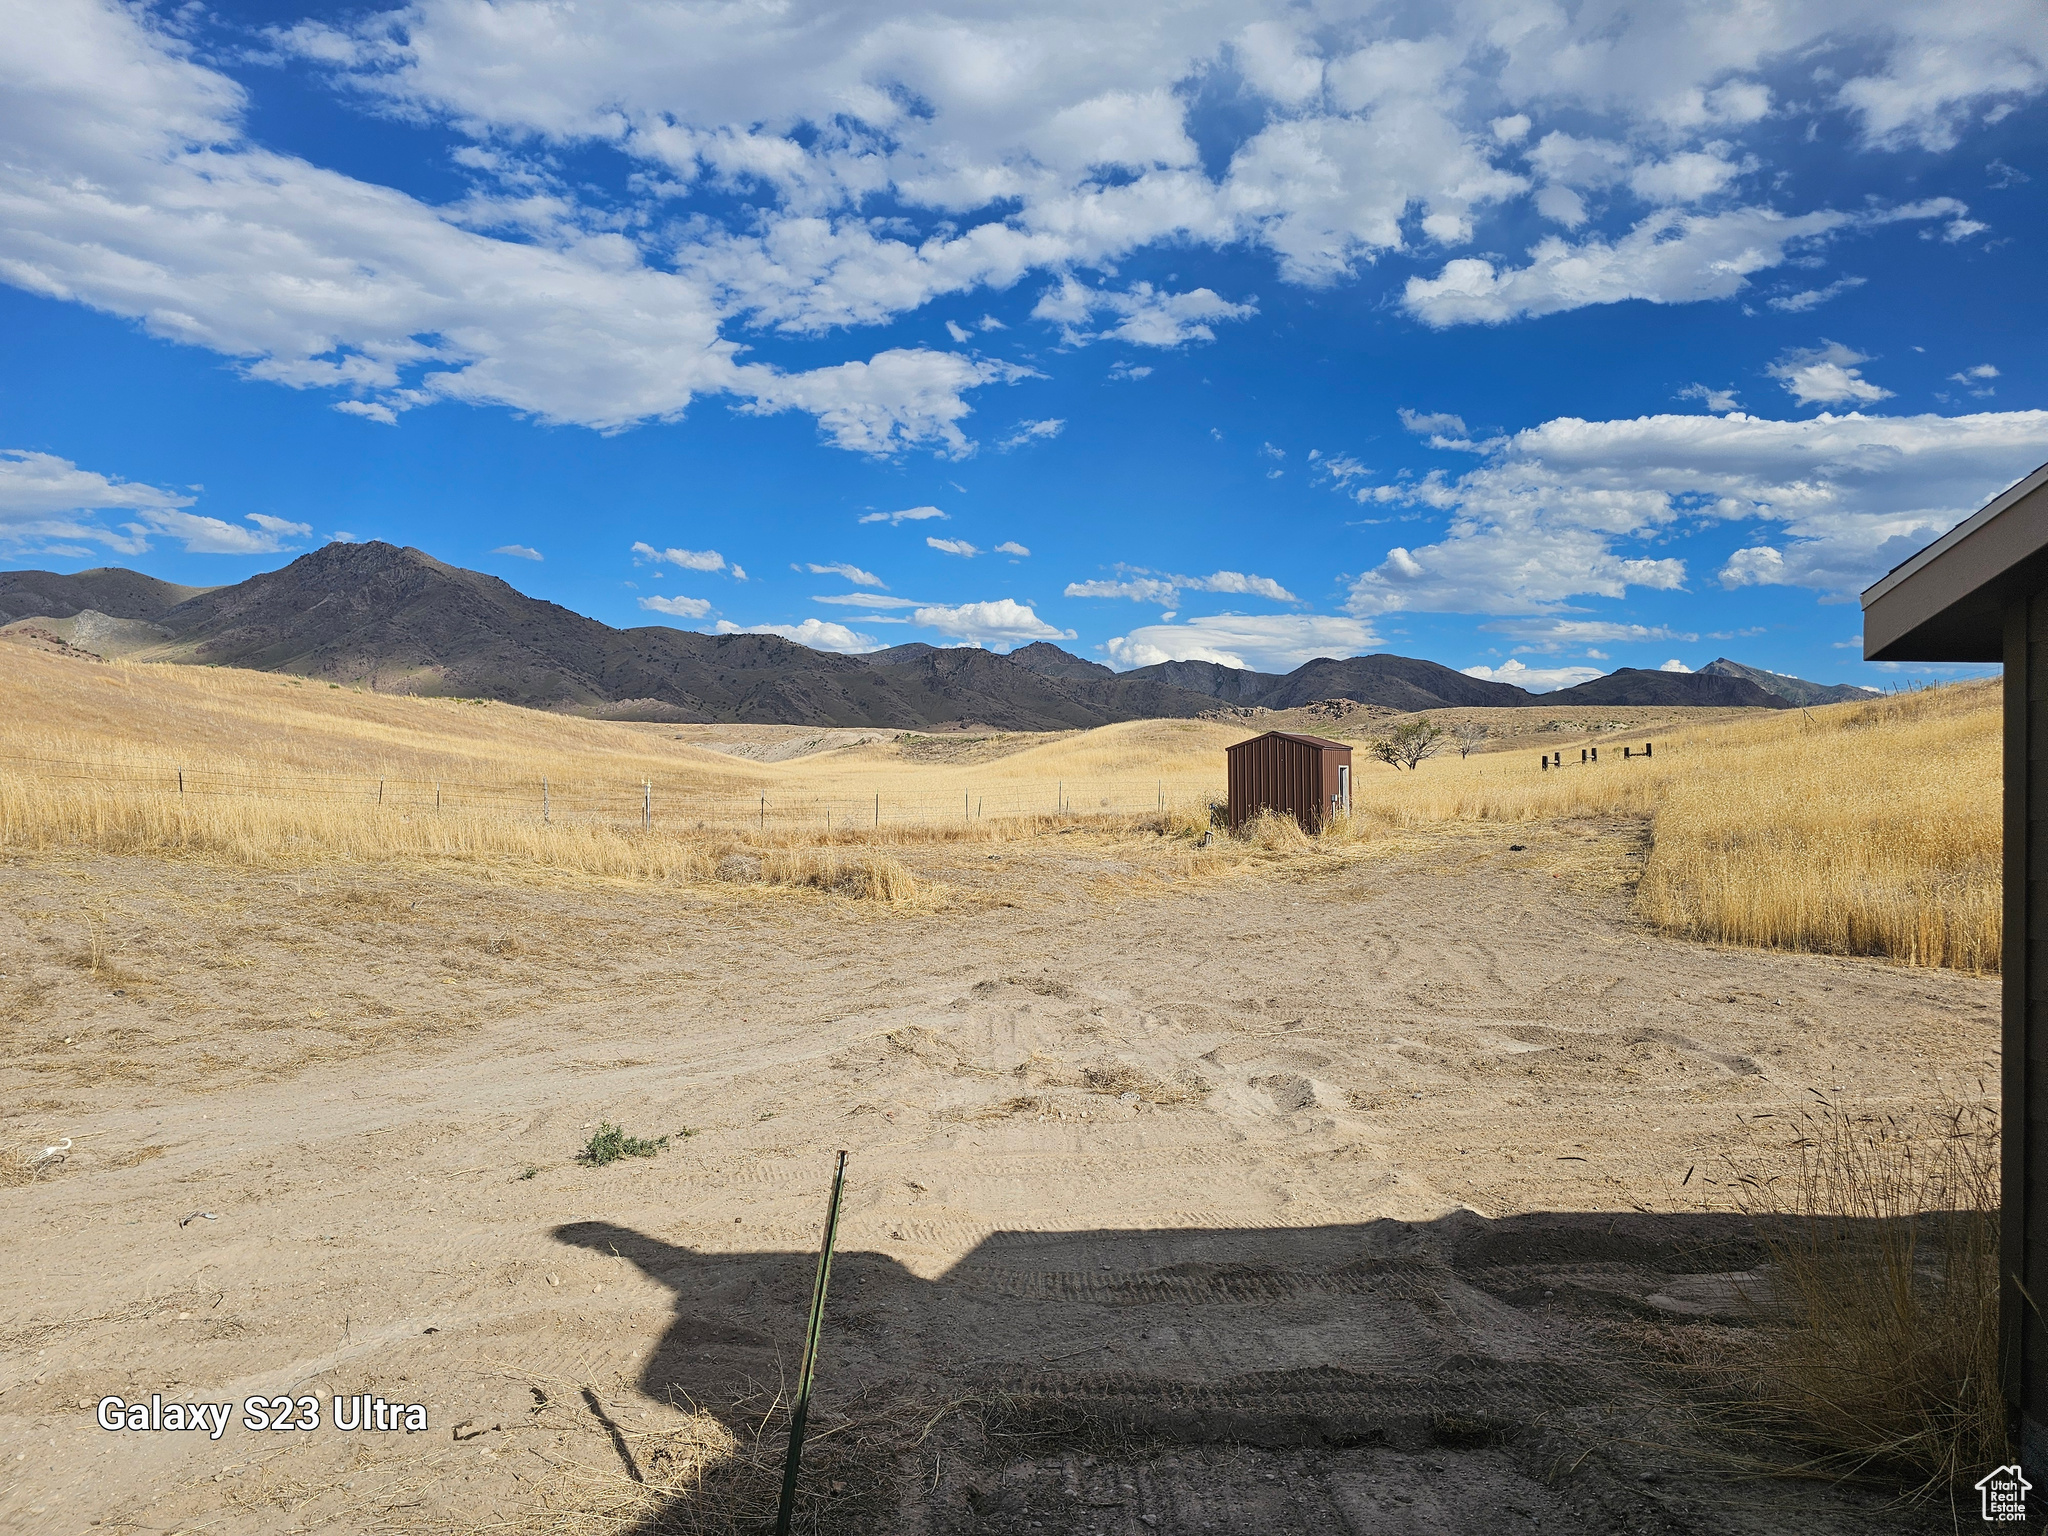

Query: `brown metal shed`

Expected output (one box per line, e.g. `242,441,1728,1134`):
1862,457,2048,1471
1226,731,1352,832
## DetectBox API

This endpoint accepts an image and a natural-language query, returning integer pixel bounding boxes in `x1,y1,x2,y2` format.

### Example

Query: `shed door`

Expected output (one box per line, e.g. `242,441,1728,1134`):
1338,763,1350,813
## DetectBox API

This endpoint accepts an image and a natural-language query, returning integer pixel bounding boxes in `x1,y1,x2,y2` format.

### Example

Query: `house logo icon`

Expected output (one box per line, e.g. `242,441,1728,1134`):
1977,1464,2031,1522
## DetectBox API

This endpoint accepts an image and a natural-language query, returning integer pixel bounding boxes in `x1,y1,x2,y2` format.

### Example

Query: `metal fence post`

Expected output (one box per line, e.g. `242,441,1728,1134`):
774,1150,849,1536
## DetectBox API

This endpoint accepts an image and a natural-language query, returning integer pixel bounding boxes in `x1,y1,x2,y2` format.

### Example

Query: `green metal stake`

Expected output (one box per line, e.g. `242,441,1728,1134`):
775,1150,848,1536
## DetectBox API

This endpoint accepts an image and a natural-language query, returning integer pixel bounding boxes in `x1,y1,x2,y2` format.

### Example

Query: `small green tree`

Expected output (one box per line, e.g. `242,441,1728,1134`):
1370,716,1446,770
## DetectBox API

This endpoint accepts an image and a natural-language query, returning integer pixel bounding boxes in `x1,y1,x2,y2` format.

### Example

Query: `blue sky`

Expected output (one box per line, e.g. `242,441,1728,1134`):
2,2,2043,689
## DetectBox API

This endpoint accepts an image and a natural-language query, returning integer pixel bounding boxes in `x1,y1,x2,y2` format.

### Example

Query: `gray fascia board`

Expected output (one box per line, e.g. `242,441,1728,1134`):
1862,461,2048,660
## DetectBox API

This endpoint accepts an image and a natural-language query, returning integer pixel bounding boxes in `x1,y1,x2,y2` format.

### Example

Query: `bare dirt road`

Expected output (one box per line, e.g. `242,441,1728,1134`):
0,820,1996,1533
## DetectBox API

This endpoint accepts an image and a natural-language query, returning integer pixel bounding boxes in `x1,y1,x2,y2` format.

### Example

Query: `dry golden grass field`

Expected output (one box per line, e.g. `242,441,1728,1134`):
0,641,2000,971
0,641,2006,1535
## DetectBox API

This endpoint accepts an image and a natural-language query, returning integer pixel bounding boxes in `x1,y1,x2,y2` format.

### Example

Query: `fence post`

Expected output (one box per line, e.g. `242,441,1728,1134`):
773,1151,849,1536
874,793,879,829
177,769,184,796
760,793,766,833
543,777,549,825
435,782,441,811
378,778,384,806
644,779,651,829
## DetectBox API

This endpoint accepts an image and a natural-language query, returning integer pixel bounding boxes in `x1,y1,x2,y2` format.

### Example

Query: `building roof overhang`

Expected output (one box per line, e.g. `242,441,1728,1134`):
1862,461,2048,662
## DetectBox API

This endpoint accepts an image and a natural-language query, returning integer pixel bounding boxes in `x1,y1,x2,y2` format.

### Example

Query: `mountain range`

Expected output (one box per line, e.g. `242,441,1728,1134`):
1,542,1868,728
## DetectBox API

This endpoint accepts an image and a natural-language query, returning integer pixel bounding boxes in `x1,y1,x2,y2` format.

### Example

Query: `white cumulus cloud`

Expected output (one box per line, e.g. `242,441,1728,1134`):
0,450,306,555
493,543,543,560
0,0,2037,454
1348,407,2048,612
1104,613,1380,672
1677,384,1741,414
1482,618,1697,648
1768,341,1893,406
806,562,884,588
911,599,1072,649
639,595,713,618
1767,276,1867,313
712,617,882,653
812,592,919,608
1460,659,1603,693
1067,576,1181,604
998,419,1065,451
1032,280,1255,347
1065,568,1296,607
994,541,1030,556
742,350,1034,458
632,541,725,572
860,506,948,525
926,537,980,557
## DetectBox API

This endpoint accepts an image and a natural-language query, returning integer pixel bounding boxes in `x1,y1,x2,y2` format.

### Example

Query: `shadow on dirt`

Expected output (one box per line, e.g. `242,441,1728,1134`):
549,1211,1945,1535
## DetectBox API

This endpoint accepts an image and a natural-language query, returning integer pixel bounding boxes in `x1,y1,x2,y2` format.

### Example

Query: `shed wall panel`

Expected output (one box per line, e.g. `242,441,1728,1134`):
1226,733,1353,832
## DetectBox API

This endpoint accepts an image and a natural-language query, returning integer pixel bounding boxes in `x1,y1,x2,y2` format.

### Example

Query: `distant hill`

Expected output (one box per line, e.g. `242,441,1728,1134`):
4,543,1221,730
0,567,211,624
1255,654,1534,711
1120,657,1280,704
1102,652,1527,711
1699,657,1878,706
1544,668,1792,708
4,548,1829,726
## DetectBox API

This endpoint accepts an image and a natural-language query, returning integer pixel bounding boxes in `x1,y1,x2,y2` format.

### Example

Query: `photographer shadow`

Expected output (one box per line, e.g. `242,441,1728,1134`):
551,1208,1800,1533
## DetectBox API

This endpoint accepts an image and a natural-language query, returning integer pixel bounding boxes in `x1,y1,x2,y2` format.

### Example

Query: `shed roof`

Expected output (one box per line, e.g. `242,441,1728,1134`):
1862,460,2048,662
1226,730,1353,752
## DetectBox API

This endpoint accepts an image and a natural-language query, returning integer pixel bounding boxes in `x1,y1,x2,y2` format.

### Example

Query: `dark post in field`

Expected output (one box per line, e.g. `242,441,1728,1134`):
775,1149,849,1536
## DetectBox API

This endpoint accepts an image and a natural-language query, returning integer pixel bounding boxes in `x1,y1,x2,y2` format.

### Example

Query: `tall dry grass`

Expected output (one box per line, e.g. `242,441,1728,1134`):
1635,685,1999,971
1695,1099,2003,1499
1296,681,1998,971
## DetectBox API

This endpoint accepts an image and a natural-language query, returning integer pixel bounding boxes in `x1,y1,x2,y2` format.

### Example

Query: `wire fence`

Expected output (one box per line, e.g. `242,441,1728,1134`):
0,754,1223,833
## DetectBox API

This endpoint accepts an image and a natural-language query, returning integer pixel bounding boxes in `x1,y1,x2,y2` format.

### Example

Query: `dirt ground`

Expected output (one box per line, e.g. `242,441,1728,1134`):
0,821,1999,1534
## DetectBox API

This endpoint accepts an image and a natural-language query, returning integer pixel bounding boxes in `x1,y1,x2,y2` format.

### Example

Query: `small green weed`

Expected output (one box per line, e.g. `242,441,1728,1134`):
518,1165,540,1180
577,1122,668,1166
